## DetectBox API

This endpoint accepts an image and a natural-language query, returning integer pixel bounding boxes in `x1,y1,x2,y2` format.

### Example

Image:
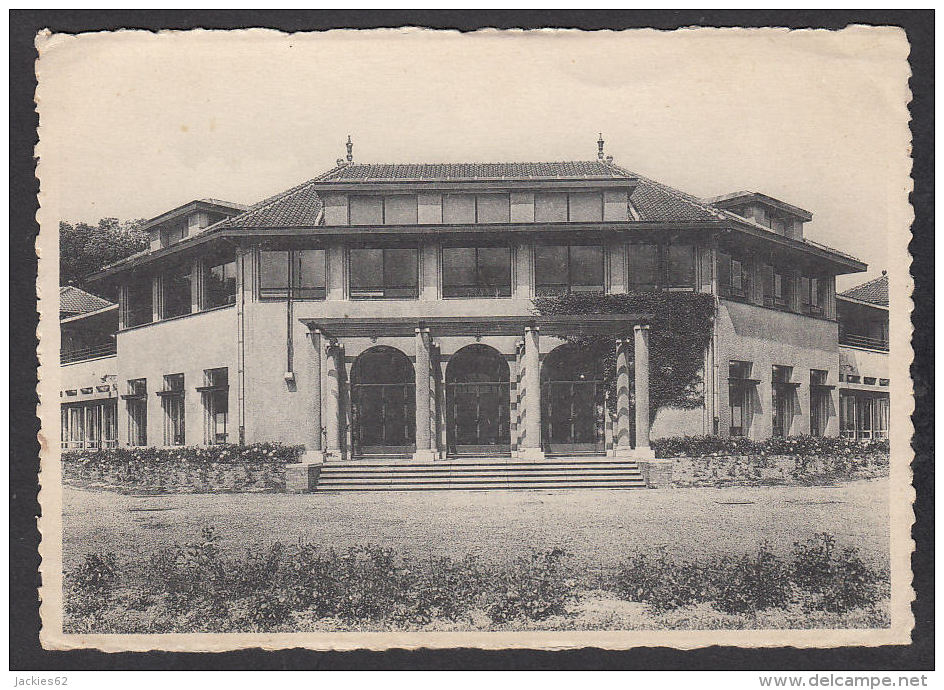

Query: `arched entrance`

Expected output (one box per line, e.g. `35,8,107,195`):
542,344,606,455
445,344,511,456
350,346,415,457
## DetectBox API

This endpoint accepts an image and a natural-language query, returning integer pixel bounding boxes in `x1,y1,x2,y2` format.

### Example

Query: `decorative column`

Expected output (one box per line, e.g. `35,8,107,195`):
305,330,324,460
324,341,343,461
519,326,544,460
613,338,633,457
413,327,437,461
633,324,655,459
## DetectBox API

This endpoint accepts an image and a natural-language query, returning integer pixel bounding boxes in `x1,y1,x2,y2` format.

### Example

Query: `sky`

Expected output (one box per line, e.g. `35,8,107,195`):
36,27,911,289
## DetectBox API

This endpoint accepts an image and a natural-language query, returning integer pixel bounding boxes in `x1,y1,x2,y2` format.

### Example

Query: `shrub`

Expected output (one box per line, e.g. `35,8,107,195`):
612,551,711,613
613,537,886,616
62,442,306,469
63,552,120,632
791,534,885,613
713,544,792,614
487,548,578,624
651,435,889,459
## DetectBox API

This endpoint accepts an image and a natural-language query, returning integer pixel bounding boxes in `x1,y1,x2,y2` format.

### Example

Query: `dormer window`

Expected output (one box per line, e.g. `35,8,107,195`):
160,220,189,248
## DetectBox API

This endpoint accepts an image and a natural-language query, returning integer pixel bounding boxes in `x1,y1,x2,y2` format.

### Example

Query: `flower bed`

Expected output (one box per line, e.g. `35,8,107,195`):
61,444,305,494
651,436,889,487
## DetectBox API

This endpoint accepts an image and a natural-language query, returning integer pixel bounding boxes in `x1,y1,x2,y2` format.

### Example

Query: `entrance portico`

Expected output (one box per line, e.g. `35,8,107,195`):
301,314,653,463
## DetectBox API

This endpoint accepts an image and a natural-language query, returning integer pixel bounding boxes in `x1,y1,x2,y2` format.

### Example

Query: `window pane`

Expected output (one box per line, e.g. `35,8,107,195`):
477,247,511,295
295,249,326,299
384,195,418,225
534,245,568,295
628,244,660,288
382,249,418,297
568,192,603,222
127,281,152,326
570,245,604,288
349,196,384,225
259,250,289,294
534,193,568,222
163,264,192,318
666,245,695,287
349,249,384,296
206,258,237,308
476,194,510,223
442,247,477,295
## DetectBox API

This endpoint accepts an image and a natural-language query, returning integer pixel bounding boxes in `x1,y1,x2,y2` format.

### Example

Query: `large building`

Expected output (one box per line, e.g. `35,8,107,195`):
63,139,871,463
837,273,890,440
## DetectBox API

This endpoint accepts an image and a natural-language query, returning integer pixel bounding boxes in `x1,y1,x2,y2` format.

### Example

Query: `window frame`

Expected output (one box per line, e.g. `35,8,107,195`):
258,248,327,300
160,373,186,446
161,262,192,319
204,255,238,309
201,368,229,445
534,243,605,296
348,247,420,300
441,245,513,299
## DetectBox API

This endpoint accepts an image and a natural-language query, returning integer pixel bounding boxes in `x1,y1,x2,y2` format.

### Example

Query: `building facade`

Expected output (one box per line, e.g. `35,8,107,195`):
837,274,890,440
70,142,869,461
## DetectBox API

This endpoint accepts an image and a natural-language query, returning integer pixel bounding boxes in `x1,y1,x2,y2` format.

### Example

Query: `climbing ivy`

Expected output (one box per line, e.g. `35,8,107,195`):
533,292,716,423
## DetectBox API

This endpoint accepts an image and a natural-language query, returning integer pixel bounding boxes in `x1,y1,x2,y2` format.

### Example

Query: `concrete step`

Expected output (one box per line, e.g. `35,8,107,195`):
319,468,642,479
319,474,644,485
321,462,640,472
316,481,647,492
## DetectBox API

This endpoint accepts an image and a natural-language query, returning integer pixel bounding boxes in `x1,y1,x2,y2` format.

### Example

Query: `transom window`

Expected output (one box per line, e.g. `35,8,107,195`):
534,245,604,296
259,249,326,299
442,246,512,298
349,248,419,299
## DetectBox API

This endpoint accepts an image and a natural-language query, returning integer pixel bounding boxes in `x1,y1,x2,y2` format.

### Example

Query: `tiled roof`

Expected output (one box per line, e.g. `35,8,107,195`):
60,285,114,316
218,160,731,228
839,274,888,306
321,161,626,181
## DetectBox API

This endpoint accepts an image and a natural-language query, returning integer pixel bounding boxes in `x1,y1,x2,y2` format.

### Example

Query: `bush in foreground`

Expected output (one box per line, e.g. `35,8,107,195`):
63,530,886,633
612,534,885,615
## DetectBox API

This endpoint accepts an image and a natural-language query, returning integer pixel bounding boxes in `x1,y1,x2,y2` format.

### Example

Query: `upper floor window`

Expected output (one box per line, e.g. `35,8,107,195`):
534,244,604,296
627,244,696,291
718,251,750,298
259,249,326,299
349,248,419,299
628,244,660,290
442,246,512,298
125,279,153,327
349,195,419,225
799,274,827,315
763,265,793,309
205,255,237,308
162,263,192,319
160,220,188,248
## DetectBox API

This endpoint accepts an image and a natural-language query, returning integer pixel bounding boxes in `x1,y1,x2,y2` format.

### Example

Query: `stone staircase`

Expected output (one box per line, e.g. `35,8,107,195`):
315,459,647,492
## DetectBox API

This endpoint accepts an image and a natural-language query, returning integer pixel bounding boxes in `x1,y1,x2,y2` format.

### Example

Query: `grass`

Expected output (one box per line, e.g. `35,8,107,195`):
63,478,890,575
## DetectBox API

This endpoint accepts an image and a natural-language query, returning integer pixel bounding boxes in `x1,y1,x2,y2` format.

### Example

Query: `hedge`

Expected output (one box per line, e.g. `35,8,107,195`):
651,435,890,458
62,443,306,468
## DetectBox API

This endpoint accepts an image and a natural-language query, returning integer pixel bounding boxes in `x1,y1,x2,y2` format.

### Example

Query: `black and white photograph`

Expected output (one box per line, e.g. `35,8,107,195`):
28,23,917,655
